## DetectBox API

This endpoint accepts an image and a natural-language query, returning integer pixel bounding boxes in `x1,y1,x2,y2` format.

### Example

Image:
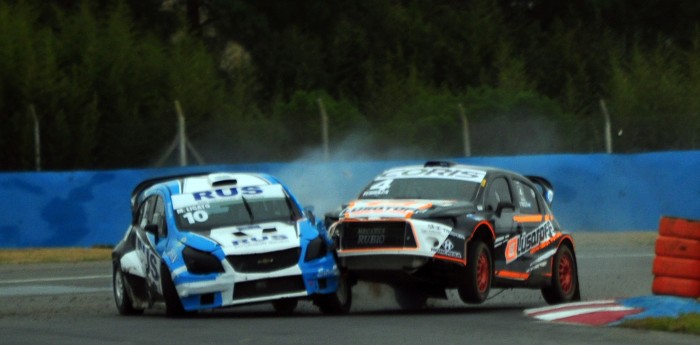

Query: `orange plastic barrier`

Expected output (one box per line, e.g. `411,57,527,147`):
652,276,700,299
658,216,700,240
652,216,700,298
655,235,700,260
652,256,700,280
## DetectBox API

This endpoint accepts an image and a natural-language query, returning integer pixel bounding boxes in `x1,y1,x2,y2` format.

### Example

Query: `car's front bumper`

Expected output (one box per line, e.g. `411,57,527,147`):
172,254,340,311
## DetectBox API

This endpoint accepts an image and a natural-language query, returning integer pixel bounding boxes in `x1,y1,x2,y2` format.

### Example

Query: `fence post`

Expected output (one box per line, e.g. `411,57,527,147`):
29,104,41,171
599,99,613,154
174,100,187,166
317,97,330,161
458,103,471,157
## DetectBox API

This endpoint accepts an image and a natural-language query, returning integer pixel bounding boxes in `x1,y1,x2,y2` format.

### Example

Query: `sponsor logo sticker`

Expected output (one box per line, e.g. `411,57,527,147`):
505,221,555,263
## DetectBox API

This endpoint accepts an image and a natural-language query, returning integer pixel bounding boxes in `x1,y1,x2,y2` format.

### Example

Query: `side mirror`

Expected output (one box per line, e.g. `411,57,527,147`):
495,201,515,217
304,206,316,224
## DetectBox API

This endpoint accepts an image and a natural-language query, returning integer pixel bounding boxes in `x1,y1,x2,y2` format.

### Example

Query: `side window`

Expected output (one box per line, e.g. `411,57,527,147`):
153,196,167,238
513,180,540,214
486,177,512,211
138,198,154,228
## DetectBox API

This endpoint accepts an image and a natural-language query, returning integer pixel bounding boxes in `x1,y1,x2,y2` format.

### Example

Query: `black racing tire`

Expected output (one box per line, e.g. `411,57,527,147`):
272,298,299,314
161,264,189,317
393,286,428,310
113,265,144,316
541,245,580,304
313,271,352,314
458,240,492,304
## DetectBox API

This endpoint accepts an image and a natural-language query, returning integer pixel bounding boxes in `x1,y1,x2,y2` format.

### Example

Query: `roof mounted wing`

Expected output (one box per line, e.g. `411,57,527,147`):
525,175,554,206
130,172,212,208
424,161,456,168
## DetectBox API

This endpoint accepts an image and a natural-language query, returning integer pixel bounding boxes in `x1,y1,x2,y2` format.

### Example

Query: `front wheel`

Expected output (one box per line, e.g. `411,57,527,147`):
313,271,352,314
113,265,144,316
458,241,492,304
161,264,189,317
541,245,580,304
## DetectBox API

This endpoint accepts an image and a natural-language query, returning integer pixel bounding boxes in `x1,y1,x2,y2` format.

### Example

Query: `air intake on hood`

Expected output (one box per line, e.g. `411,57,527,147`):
208,173,239,187
212,179,237,187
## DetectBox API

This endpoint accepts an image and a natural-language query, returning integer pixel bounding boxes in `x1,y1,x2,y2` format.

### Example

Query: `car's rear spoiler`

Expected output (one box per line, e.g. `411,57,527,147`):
130,172,212,209
525,175,554,206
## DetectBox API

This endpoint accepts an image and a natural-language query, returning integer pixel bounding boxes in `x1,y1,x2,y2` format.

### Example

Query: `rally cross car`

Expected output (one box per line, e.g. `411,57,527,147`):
325,161,580,309
112,172,350,316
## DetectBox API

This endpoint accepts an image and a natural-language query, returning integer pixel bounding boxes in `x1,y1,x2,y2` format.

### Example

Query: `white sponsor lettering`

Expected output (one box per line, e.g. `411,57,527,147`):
375,167,486,182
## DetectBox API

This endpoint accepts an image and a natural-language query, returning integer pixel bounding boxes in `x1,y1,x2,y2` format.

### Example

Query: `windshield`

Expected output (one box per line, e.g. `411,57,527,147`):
359,178,480,201
174,196,296,231
171,184,299,231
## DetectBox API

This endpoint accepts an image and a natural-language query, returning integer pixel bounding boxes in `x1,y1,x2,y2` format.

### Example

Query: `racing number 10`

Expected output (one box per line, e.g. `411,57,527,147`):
182,210,209,224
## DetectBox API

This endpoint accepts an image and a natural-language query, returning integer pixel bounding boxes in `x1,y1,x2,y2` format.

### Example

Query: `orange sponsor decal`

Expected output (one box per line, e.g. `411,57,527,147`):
530,232,562,254
505,237,518,263
496,270,530,280
505,220,557,263
512,214,553,223
435,254,467,266
343,200,433,219
513,214,543,223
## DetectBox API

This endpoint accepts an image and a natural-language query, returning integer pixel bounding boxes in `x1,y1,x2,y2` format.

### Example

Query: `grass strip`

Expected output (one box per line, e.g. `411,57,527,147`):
0,248,112,264
621,313,700,335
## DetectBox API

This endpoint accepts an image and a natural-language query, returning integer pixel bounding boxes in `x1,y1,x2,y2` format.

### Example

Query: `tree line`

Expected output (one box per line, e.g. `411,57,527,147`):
1,0,699,171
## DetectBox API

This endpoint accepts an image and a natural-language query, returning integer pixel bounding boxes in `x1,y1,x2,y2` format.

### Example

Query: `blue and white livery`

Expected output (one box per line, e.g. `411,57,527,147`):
112,172,351,316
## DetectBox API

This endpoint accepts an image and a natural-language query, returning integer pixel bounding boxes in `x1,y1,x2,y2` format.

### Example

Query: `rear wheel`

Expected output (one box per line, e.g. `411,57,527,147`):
313,271,352,314
541,245,579,304
113,266,144,315
161,264,189,317
458,241,491,304
272,299,298,314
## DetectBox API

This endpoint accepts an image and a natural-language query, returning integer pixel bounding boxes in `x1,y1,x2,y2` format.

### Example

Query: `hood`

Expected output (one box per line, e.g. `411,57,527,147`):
341,199,475,219
202,221,301,255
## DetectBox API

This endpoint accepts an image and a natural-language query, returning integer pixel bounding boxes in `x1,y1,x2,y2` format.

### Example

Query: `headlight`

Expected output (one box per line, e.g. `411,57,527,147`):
182,246,224,274
304,236,328,262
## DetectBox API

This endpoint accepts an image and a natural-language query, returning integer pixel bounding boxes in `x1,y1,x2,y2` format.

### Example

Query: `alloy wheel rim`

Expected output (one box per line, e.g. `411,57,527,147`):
476,252,489,293
559,253,573,294
115,271,124,304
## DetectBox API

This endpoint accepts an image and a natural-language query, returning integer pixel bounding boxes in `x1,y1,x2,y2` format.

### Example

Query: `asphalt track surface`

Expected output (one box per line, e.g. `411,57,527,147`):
0,232,697,345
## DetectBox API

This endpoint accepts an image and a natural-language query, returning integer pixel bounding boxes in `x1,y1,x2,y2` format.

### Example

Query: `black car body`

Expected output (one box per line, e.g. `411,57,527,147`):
326,161,580,308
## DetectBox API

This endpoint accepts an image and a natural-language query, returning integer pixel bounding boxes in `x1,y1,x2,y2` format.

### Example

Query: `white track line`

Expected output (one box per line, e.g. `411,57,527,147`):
577,253,654,259
530,305,638,321
524,299,617,314
0,274,111,284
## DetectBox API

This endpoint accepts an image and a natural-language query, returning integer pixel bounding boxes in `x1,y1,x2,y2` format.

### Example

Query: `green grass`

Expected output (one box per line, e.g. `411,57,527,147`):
0,248,111,264
621,313,700,335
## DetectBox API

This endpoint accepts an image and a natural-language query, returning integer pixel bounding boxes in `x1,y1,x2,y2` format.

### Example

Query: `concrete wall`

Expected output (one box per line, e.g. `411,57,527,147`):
1,151,698,248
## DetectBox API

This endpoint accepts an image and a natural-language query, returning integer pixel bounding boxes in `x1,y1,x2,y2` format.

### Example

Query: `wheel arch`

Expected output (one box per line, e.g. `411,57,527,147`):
557,235,577,264
468,221,495,249
466,221,496,266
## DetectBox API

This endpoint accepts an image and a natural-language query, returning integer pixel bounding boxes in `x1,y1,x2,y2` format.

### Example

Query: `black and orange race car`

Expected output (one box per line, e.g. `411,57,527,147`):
325,161,580,309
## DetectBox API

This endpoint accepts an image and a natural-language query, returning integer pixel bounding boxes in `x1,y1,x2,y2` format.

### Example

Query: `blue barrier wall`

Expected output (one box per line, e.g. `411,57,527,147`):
1,151,698,248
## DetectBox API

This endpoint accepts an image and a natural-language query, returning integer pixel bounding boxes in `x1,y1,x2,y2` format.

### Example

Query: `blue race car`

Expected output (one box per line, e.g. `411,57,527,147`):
112,172,351,316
